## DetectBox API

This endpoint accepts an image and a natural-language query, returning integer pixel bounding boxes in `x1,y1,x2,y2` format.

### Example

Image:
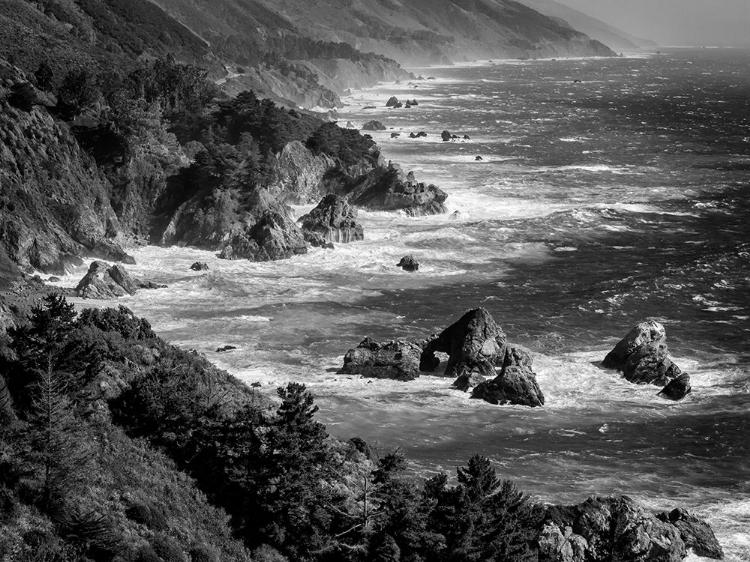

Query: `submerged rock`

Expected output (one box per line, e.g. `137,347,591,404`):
190,262,209,271
397,255,419,272
299,194,364,244
339,337,423,381
216,345,237,353
75,261,139,299
472,365,544,407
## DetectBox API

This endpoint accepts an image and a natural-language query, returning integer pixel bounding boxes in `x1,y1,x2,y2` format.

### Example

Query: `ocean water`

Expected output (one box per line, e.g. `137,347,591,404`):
58,49,750,559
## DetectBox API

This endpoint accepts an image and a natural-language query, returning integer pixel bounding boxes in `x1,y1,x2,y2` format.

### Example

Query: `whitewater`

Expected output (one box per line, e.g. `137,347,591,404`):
56,48,750,560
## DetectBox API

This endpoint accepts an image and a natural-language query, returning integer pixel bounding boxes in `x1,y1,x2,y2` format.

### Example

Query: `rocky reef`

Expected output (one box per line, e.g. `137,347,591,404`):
602,321,690,400
340,307,544,407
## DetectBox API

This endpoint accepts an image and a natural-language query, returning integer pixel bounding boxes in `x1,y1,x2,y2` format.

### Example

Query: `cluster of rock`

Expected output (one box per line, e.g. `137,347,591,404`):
602,321,691,400
538,496,723,562
362,120,386,131
75,261,166,299
441,130,470,141
385,96,419,109
409,131,428,138
340,307,544,407
346,163,448,216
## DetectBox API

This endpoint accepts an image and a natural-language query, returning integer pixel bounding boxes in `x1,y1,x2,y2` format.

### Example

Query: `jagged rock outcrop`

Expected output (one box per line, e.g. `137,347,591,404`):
539,496,723,562
397,255,419,272
0,62,133,274
421,307,508,379
602,321,685,390
75,261,139,299
299,194,363,243
346,164,448,216
385,96,400,107
218,210,307,261
339,337,424,381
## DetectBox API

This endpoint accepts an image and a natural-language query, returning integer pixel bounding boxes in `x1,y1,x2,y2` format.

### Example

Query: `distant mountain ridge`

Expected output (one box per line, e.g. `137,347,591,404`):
156,0,617,66
516,0,658,52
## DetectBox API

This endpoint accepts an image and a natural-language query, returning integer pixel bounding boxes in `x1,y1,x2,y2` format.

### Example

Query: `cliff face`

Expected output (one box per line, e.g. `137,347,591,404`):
0,64,132,274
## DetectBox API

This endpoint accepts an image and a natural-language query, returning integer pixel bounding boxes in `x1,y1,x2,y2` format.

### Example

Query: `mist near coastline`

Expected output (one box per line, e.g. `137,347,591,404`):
555,0,750,46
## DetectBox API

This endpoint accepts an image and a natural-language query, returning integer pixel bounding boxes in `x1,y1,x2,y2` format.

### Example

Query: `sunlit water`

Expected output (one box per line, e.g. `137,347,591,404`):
57,49,750,560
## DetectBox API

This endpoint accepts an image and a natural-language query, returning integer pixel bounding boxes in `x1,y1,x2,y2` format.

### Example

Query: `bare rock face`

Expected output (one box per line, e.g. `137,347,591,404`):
539,496,696,562
75,261,139,299
421,307,507,379
602,321,686,394
218,211,307,262
272,140,335,204
339,337,423,381
299,194,364,243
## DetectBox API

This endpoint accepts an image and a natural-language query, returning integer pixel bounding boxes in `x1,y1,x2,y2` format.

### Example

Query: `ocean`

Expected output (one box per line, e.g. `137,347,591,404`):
60,48,750,560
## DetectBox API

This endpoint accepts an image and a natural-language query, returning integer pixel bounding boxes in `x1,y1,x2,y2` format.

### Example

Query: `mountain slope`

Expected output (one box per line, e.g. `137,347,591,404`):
150,0,616,67
517,0,658,51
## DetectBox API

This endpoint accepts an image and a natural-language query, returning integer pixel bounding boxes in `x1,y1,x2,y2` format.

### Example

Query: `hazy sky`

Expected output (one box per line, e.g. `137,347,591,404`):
555,0,750,46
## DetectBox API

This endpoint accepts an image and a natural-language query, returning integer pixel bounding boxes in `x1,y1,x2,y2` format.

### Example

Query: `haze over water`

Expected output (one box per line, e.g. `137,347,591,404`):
62,48,750,560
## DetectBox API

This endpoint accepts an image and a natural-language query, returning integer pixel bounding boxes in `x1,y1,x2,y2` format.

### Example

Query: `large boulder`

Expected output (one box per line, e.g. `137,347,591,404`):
602,321,685,391
75,261,139,299
346,165,448,216
539,496,696,562
471,365,545,407
657,508,724,559
299,194,364,243
385,96,400,107
218,211,308,261
602,321,666,370
420,307,507,378
339,337,423,381
397,255,419,272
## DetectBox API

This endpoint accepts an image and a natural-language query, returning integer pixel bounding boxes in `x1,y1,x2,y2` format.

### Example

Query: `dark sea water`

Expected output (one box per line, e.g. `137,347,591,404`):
61,48,750,560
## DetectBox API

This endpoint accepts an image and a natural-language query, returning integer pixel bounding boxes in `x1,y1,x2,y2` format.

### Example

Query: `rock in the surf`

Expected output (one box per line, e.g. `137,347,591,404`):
397,255,419,272
471,365,545,407
421,307,507,378
75,261,139,299
299,194,364,243
441,130,452,141
218,210,307,261
602,320,666,370
657,508,724,559
362,120,386,131
339,337,423,381
190,262,209,271
658,373,692,401
539,496,697,562
602,320,684,387
385,96,400,107
345,163,448,216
